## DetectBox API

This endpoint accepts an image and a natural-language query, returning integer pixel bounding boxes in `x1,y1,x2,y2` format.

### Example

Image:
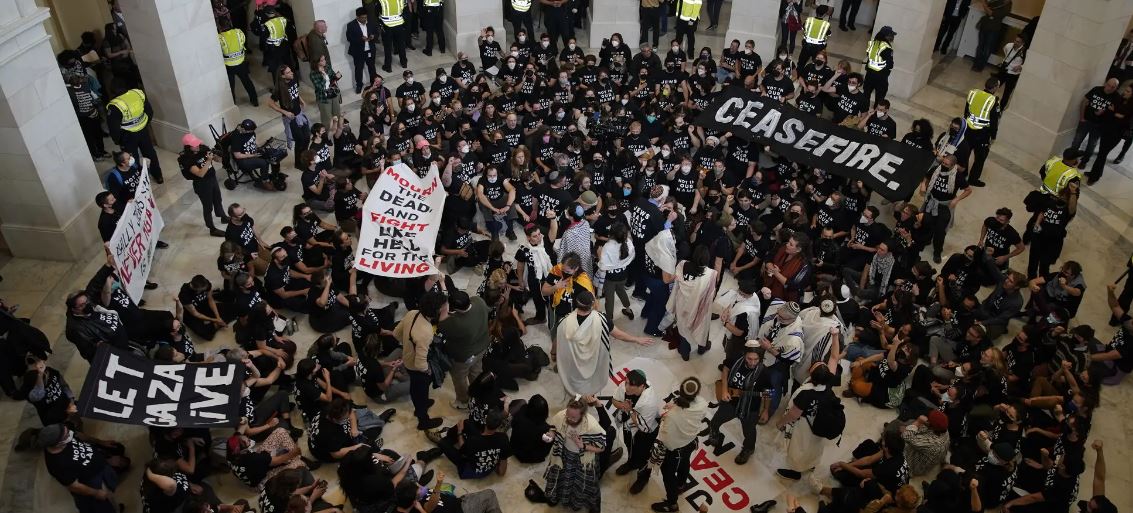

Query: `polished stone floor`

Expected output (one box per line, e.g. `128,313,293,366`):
2,12,1132,513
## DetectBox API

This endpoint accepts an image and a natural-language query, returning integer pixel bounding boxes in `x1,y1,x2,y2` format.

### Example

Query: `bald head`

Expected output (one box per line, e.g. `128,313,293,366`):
315,20,327,34
1105,78,1120,93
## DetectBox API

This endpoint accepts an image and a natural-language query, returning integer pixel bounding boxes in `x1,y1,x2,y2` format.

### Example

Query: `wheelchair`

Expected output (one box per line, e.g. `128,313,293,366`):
209,121,289,191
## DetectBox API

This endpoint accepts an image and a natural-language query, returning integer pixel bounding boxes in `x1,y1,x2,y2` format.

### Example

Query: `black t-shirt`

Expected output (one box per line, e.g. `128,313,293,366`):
270,79,302,115
142,472,191,513
981,217,1021,258
628,197,664,243
738,51,762,77
177,283,209,314
178,148,216,182
98,209,122,243
308,414,353,461
762,75,794,101
45,441,104,487
302,170,329,201
395,81,426,102
226,216,259,256
800,63,834,86
863,114,897,139
295,376,325,421
927,169,969,201
873,454,910,493
1083,86,1117,123
458,431,512,478
535,184,572,221
833,85,868,122
335,188,362,221
796,93,823,115
230,450,272,488
1106,323,1133,372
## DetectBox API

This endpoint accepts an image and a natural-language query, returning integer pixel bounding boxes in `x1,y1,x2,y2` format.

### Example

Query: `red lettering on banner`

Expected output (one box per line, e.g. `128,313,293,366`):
119,265,133,284
382,167,440,196
703,468,735,493
720,488,750,510
367,211,427,231
610,367,630,385
690,449,720,471
356,258,432,275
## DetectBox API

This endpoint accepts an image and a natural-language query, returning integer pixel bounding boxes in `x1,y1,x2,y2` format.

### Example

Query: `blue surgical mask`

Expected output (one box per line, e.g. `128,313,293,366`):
646,115,657,123
623,188,631,197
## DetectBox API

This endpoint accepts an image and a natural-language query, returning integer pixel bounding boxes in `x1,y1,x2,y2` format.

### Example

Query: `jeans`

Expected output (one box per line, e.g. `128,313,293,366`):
641,275,670,334
355,406,387,432
1072,120,1103,163
72,464,119,513
845,342,886,361
288,116,312,169
408,369,432,424
767,363,788,411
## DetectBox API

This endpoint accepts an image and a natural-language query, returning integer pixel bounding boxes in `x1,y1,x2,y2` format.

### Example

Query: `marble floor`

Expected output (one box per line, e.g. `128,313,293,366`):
2,12,1133,513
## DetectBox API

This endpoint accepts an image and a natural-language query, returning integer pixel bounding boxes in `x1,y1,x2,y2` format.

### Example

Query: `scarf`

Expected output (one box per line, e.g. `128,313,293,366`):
923,166,958,216
666,261,717,346
559,221,594,275
524,240,553,280
548,265,595,307
645,229,678,275
556,312,611,396
549,409,605,469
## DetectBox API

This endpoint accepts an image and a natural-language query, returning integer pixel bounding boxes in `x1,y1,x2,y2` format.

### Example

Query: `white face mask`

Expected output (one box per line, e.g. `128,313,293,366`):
406,77,415,84
406,104,415,112
825,197,835,207
661,149,671,158
681,164,692,172
697,69,706,76
432,97,441,105
459,146,469,154
541,41,549,48
848,85,858,92
487,176,498,183
510,51,519,57
672,46,680,52
519,36,526,42
569,43,576,50
556,112,565,120
486,36,494,43
126,157,136,168
860,215,870,224
779,54,787,60
438,74,447,81
612,40,620,47
745,48,753,54
876,111,888,119
620,98,629,105
508,62,516,69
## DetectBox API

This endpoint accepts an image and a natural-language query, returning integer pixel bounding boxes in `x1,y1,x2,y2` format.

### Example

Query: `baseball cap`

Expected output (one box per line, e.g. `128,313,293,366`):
182,133,203,147
37,424,67,448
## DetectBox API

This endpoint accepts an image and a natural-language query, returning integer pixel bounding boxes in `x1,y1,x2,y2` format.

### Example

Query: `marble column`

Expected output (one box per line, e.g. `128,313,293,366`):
588,0,640,49
116,0,240,150
443,0,506,59
0,0,103,260
872,0,946,99
998,0,1133,158
724,0,780,60
291,0,355,79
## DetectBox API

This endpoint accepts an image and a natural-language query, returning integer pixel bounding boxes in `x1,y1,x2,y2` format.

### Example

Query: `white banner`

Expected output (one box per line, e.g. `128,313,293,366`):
354,162,446,277
108,166,164,303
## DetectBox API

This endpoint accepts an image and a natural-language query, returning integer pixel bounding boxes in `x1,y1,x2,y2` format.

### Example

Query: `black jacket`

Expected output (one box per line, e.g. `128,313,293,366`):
346,19,379,57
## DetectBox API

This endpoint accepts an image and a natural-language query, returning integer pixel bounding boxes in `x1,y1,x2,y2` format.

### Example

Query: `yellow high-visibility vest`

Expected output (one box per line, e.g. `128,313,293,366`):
965,89,997,130
378,0,405,26
803,17,829,45
512,0,531,12
218,29,246,66
866,40,890,72
423,0,441,6
677,0,702,21
264,16,287,46
1041,156,1083,195
109,89,148,132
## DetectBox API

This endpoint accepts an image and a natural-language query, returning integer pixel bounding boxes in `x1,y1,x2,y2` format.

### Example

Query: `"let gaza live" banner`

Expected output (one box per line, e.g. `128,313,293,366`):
354,162,446,277
695,87,935,201
77,345,244,427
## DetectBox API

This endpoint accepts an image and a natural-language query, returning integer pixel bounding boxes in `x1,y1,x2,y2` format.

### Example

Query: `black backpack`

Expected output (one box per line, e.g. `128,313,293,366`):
807,389,846,440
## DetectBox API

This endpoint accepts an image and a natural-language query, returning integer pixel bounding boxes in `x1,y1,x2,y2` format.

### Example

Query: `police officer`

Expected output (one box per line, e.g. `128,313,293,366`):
420,0,446,56
378,0,409,72
262,5,290,74
797,5,831,69
217,17,258,106
107,88,163,184
963,77,1001,187
1038,148,1085,195
511,0,535,47
863,25,895,106
674,0,703,56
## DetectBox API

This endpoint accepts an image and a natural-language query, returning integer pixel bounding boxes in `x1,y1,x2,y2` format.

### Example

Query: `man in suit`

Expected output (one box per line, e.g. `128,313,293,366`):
934,0,971,54
347,8,379,94
305,20,330,77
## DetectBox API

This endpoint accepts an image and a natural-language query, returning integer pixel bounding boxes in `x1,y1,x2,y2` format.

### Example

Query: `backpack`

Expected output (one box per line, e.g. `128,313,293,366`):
807,389,846,440
104,168,124,191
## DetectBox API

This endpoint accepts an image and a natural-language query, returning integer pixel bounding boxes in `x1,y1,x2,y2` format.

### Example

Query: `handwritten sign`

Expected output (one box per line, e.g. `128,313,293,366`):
107,166,163,302
354,162,446,277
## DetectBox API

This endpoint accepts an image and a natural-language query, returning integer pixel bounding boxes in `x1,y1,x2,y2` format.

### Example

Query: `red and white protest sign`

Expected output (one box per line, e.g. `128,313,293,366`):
354,162,446,277
108,167,164,303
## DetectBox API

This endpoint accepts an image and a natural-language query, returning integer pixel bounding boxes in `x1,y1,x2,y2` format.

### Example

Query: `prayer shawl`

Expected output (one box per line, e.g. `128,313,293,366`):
597,240,635,273
923,165,959,216
645,229,678,275
613,384,661,434
524,240,554,280
556,312,612,396
794,307,842,383
666,261,718,348
548,410,605,470
726,292,762,330
757,315,804,367
656,396,709,449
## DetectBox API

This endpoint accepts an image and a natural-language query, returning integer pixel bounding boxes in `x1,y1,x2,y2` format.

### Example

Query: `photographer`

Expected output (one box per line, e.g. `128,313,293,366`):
177,133,227,237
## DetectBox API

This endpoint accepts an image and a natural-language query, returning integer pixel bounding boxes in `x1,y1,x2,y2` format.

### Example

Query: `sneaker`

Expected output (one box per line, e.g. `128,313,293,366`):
933,254,942,264
621,308,635,320
1115,156,1125,164
735,447,753,465
450,400,468,410
506,229,517,241
425,427,448,444
416,447,443,463
209,229,226,237
651,501,679,512
969,179,987,187
378,408,396,422
776,468,802,480
417,417,443,430
750,500,777,513
418,469,435,485
697,340,711,355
